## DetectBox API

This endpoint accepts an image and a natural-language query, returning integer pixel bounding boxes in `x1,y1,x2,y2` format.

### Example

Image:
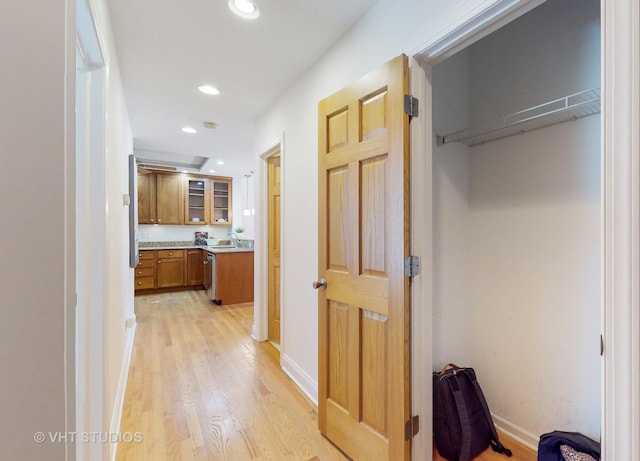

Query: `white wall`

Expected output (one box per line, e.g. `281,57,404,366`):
94,0,136,453
468,0,600,124
431,49,473,367
75,1,138,459
0,1,74,459
431,0,601,442
468,116,601,439
139,224,232,242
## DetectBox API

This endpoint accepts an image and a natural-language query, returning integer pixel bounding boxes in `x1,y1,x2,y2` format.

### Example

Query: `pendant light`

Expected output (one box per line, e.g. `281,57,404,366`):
243,173,252,216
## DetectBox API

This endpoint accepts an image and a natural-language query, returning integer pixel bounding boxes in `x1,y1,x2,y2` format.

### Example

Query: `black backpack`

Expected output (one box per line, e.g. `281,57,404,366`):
433,364,512,461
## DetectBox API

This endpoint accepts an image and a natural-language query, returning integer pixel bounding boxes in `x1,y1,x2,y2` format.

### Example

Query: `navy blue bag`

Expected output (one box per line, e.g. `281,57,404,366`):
433,364,512,461
537,431,600,460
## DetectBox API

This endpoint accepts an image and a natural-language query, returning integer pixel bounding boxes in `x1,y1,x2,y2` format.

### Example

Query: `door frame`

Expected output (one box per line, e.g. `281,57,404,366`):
404,0,640,459
76,0,107,459
253,136,285,352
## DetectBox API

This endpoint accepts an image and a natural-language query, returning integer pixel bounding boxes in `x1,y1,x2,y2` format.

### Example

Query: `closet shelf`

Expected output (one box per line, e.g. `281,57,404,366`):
439,87,601,147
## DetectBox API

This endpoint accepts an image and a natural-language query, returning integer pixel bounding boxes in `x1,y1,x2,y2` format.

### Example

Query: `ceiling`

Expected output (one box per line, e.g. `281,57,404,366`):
108,0,378,178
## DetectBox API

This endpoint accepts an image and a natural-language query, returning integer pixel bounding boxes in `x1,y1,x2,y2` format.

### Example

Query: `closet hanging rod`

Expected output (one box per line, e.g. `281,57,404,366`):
438,87,601,147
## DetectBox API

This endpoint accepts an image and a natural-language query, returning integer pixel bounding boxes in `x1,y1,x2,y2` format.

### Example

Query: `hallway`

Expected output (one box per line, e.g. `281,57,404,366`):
117,291,347,461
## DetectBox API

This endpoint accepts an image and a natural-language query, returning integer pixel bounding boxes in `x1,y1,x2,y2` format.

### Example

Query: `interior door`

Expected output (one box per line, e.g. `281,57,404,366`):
268,155,281,343
317,54,411,461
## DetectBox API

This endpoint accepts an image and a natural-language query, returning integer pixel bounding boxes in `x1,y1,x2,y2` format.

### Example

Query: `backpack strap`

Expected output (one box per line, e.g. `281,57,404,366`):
466,371,512,457
445,374,472,461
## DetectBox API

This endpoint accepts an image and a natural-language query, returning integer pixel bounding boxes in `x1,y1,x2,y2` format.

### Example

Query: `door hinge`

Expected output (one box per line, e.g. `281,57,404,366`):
405,415,420,440
600,334,604,356
404,94,419,118
404,256,420,277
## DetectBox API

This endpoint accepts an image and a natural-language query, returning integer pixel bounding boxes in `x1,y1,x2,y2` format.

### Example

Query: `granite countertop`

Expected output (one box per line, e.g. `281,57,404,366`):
139,241,253,253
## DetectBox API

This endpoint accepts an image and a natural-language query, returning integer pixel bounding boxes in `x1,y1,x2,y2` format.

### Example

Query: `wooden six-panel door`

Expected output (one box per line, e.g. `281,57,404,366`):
317,55,411,461
268,155,281,343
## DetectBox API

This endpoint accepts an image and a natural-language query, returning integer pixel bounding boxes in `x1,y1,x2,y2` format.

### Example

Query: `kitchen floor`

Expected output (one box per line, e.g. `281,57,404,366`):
117,290,346,461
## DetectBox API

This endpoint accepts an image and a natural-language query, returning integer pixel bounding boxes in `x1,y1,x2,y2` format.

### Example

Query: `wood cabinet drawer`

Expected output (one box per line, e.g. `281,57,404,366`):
136,258,155,268
138,250,155,260
157,249,185,259
135,276,155,290
135,267,155,277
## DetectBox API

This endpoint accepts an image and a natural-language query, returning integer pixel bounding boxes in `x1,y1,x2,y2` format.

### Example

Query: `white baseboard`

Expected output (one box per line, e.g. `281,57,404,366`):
109,317,137,461
281,353,318,407
492,413,539,452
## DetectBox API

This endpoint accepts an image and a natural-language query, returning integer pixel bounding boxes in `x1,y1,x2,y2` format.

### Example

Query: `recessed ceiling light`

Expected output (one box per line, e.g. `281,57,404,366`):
181,126,197,134
198,85,220,96
209,169,216,173
181,170,188,174
217,160,225,165
228,0,260,19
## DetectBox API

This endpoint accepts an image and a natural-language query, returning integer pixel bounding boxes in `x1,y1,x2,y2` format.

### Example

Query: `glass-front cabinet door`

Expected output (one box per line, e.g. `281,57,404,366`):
185,177,210,225
212,178,232,225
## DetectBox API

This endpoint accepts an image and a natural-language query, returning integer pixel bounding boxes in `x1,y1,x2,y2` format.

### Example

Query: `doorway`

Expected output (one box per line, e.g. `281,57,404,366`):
254,141,284,350
413,0,602,454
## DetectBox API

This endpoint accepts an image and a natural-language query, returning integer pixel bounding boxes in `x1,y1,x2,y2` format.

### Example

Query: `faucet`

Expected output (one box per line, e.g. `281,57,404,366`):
227,232,239,246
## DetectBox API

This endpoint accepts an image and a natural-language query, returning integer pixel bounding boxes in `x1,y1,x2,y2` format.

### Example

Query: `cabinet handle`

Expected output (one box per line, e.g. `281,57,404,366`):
138,281,142,285
158,260,162,264
158,219,162,222
150,219,154,222
169,252,173,256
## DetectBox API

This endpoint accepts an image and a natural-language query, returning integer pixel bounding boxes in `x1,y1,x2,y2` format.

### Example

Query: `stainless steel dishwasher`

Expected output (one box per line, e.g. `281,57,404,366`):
205,252,220,304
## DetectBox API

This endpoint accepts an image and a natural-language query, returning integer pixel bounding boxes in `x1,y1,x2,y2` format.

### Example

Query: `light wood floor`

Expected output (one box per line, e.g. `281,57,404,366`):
117,289,536,461
433,431,536,461
117,290,347,461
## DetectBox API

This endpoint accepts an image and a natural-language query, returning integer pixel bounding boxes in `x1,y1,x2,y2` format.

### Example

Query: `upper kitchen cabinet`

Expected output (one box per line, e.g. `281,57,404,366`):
184,176,233,225
137,170,184,225
137,170,156,224
138,170,232,226
185,177,211,225
211,178,232,225
156,173,184,224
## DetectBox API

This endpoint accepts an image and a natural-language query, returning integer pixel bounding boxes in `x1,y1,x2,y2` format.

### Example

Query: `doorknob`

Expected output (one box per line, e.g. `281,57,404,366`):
312,278,327,289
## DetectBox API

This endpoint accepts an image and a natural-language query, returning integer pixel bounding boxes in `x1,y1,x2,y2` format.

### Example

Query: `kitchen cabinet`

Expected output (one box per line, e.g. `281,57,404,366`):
135,250,156,290
138,169,232,226
185,177,210,225
156,249,185,288
215,251,254,304
211,178,232,225
186,249,204,286
156,173,184,224
137,172,156,224
137,170,184,225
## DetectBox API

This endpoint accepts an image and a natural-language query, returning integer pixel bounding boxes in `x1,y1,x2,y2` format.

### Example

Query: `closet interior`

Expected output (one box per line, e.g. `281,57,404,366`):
430,0,601,447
